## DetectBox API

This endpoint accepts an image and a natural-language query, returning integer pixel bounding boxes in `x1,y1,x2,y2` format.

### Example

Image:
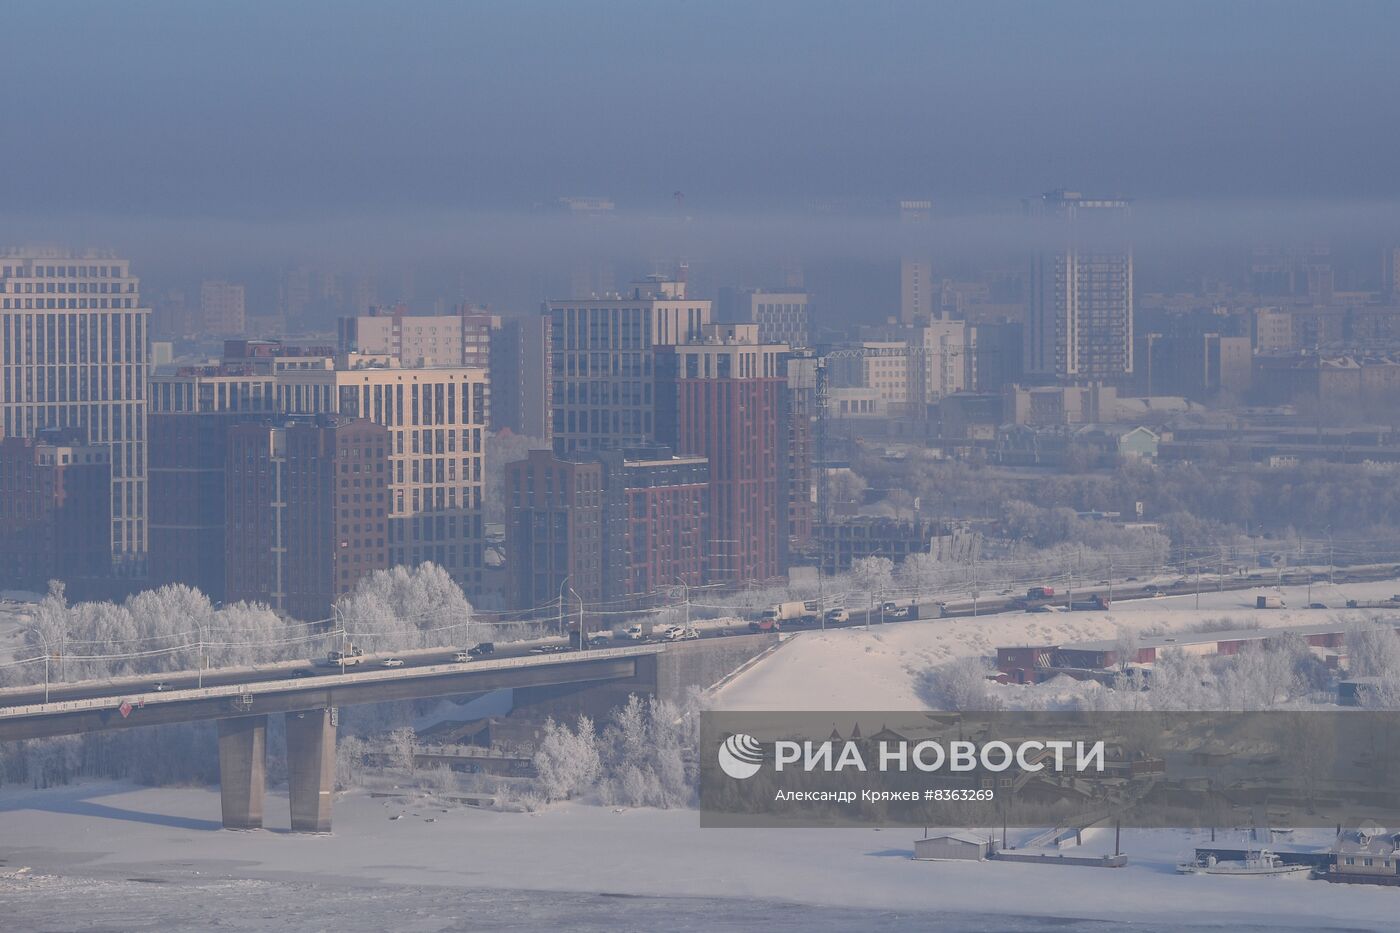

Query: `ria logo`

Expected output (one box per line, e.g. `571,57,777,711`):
717,733,764,780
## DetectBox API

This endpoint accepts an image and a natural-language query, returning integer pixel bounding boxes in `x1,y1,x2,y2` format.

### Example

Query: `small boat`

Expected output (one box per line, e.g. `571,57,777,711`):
1177,849,1311,876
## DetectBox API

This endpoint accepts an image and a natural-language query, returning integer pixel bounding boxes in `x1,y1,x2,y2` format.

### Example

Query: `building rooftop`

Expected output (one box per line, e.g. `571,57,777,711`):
1059,621,1355,655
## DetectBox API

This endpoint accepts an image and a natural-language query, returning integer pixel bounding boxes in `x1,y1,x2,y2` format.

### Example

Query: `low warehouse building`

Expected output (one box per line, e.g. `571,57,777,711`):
913,832,992,861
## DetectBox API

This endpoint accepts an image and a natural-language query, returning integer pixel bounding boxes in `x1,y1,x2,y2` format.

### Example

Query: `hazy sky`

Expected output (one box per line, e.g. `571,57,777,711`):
3,0,1398,306
5,0,1398,221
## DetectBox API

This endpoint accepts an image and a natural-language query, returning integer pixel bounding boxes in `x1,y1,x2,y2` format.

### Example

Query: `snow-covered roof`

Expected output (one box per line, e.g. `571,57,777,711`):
924,831,991,846
1062,620,1352,654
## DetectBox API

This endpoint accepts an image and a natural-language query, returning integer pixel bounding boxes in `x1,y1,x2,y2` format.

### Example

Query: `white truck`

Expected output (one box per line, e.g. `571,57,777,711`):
751,600,819,631
322,645,364,667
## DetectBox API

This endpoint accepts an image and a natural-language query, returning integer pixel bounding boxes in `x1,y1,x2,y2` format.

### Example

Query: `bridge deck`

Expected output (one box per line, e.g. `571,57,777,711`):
0,645,664,742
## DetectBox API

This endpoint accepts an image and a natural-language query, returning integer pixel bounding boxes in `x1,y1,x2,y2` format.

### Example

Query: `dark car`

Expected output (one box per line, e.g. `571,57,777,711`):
467,643,495,658
291,669,313,678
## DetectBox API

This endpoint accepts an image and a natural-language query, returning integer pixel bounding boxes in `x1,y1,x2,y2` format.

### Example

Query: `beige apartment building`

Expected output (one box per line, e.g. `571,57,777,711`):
746,289,810,349
861,341,911,408
912,319,970,402
0,248,150,577
338,306,497,368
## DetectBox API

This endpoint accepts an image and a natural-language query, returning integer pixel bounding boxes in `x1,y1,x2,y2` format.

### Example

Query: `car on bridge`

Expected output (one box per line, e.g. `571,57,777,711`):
530,644,570,655
453,650,473,662
467,643,495,658
381,658,405,668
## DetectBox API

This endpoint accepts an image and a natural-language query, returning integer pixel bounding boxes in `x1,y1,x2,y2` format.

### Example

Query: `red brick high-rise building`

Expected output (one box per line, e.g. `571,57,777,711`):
504,446,709,611
655,323,790,585
615,449,709,596
225,416,390,620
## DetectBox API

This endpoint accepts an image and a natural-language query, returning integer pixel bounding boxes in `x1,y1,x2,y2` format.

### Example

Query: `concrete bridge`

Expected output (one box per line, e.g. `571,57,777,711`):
0,635,777,832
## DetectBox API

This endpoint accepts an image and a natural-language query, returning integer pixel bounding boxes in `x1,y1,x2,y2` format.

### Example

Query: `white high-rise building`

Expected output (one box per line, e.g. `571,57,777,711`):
1025,190,1133,384
0,248,150,577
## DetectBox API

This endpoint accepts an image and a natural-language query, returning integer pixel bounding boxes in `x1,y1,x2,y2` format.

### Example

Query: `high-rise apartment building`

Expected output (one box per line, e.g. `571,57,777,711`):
200,280,246,335
742,290,810,349
149,340,489,598
338,305,496,369
611,448,709,597
490,315,552,439
547,275,711,454
225,416,390,621
0,248,149,578
148,363,278,601
967,321,1024,392
0,429,112,594
1024,191,1134,384
900,258,933,324
275,359,489,594
505,450,609,610
504,446,708,611
911,319,970,403
899,199,934,324
655,324,789,584
785,353,817,552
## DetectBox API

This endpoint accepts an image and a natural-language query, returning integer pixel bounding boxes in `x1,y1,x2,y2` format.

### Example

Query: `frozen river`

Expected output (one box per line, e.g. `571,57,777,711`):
1,782,1395,932
0,873,1367,933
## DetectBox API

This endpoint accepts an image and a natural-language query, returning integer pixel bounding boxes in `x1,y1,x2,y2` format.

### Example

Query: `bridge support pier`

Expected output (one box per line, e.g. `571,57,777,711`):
286,708,336,833
217,715,267,830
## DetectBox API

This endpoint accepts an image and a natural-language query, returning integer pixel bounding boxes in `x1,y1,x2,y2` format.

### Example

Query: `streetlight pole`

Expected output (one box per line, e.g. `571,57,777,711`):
558,574,571,640
332,603,348,674
1327,527,1335,585
675,576,690,633
570,586,585,650
24,627,50,703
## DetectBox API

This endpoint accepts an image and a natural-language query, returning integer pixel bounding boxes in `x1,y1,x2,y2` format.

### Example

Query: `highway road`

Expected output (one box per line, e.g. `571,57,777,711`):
4,560,1397,711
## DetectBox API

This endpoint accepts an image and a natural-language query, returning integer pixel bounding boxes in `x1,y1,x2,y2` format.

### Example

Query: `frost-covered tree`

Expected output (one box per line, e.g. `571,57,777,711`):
533,715,602,801
916,656,1001,711
1113,626,1141,672
336,563,474,652
1346,619,1400,679
592,694,702,808
388,727,417,772
851,556,894,611
335,735,366,789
